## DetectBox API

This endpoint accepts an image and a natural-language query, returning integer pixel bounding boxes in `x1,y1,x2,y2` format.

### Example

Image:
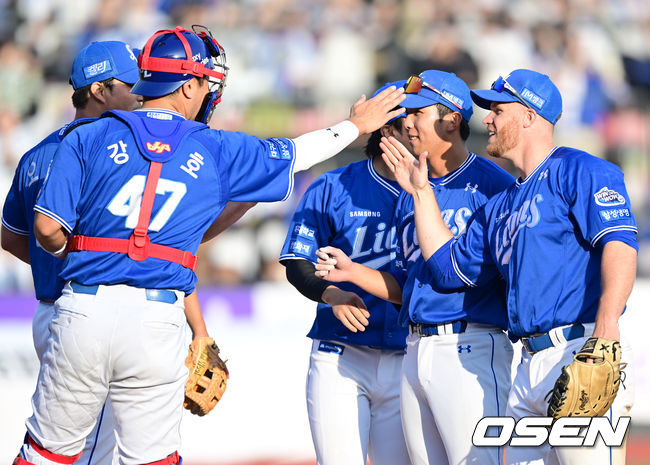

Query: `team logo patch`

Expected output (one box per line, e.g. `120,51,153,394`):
290,240,311,255
294,224,315,239
594,187,625,206
84,60,111,78
599,208,630,222
318,341,345,355
146,141,171,154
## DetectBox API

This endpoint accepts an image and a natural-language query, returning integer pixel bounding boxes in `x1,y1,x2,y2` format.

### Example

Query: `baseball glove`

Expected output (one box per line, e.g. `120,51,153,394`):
547,337,626,418
184,336,229,416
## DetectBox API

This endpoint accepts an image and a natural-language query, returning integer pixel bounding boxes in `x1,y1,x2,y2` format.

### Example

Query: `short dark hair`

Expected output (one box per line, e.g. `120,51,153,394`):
435,103,470,141
364,117,404,159
71,77,115,109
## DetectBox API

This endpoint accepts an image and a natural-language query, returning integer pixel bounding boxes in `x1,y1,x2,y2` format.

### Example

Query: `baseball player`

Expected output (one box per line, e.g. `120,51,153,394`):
12,25,404,465
1,40,251,465
379,68,636,465
279,81,411,465
1,40,142,465
314,70,515,465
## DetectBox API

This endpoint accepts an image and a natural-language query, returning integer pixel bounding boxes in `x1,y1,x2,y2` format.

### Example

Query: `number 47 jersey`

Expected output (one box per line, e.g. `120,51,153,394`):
35,109,297,294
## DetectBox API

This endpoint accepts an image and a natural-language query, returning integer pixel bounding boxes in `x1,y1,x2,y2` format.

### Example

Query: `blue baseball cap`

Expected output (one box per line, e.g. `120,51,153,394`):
70,41,140,90
471,69,563,124
372,80,407,123
401,70,473,122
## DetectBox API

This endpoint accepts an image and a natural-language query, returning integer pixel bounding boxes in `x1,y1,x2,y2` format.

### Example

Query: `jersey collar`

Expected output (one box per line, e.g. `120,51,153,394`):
367,158,401,197
134,108,187,121
516,146,559,186
428,152,476,188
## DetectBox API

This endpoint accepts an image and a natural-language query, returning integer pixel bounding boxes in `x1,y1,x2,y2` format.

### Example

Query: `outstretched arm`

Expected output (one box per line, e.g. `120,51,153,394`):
314,246,402,304
291,87,405,173
380,136,453,260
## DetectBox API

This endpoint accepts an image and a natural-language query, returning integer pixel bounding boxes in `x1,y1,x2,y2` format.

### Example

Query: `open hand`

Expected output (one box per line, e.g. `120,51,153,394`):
348,87,405,135
380,136,429,195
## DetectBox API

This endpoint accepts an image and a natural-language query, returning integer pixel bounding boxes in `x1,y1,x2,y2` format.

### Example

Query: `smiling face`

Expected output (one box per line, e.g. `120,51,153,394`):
482,101,527,159
403,105,448,157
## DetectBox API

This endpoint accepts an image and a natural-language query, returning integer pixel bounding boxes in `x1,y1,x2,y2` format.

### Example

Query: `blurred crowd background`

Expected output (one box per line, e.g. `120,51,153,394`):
0,0,648,291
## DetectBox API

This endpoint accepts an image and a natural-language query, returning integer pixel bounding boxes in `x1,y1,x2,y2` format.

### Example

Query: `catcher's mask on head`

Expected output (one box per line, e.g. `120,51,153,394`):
133,25,228,124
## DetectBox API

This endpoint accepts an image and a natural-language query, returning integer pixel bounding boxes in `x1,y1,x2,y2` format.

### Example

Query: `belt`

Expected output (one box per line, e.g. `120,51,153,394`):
520,324,585,354
409,319,468,337
69,282,178,304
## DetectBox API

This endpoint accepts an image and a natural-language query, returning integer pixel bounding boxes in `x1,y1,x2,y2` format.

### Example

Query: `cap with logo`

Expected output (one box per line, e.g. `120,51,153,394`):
470,69,563,124
372,80,407,123
401,70,473,122
69,41,140,90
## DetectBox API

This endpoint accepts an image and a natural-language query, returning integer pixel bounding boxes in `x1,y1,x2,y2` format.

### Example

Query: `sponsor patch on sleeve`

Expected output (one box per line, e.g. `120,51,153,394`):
294,223,316,240
267,138,292,160
594,187,625,206
599,208,631,222
290,240,312,256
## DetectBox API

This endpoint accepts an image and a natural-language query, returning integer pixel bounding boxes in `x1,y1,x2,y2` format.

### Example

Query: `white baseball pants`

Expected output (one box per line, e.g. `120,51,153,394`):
32,301,118,465
400,324,513,465
24,283,187,465
306,340,411,465
505,323,634,465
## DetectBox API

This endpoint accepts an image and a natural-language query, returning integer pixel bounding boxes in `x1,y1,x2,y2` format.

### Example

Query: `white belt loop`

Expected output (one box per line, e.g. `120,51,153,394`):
549,326,566,347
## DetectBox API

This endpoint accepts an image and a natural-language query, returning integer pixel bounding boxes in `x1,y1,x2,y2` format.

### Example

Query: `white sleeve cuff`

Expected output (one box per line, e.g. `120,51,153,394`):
291,120,359,172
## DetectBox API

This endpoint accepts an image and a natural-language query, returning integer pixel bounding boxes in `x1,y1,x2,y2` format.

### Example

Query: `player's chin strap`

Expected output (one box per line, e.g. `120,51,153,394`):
68,161,198,270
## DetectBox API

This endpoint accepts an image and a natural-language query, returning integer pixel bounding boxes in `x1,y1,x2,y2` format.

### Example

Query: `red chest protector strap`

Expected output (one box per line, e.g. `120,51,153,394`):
68,161,198,271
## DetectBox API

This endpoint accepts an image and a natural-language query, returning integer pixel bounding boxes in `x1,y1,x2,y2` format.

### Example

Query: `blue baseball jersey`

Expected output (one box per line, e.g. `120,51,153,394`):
393,153,514,329
280,159,407,350
440,147,638,337
35,109,297,295
2,118,97,301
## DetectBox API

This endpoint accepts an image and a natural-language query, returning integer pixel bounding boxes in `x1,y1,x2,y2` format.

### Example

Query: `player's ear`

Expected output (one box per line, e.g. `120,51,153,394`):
379,125,392,138
89,81,107,104
523,108,537,128
446,112,462,135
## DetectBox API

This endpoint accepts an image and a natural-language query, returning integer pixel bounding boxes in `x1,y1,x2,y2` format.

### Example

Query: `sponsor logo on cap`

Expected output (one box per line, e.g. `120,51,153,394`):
442,91,464,108
84,60,111,79
520,88,546,109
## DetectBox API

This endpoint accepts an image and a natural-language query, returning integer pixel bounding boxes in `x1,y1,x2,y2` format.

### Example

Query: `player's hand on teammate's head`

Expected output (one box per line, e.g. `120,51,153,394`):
380,136,430,195
315,246,352,282
348,86,405,135
322,287,370,333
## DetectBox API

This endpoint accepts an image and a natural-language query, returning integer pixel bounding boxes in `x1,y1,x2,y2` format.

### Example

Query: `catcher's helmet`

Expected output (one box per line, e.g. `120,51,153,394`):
132,25,228,123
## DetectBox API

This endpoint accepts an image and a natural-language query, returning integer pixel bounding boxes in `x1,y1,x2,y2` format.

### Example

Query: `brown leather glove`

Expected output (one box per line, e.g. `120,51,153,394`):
184,337,229,416
547,337,626,418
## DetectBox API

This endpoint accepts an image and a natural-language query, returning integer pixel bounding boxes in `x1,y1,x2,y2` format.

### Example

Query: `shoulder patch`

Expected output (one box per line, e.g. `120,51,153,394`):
594,187,625,207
